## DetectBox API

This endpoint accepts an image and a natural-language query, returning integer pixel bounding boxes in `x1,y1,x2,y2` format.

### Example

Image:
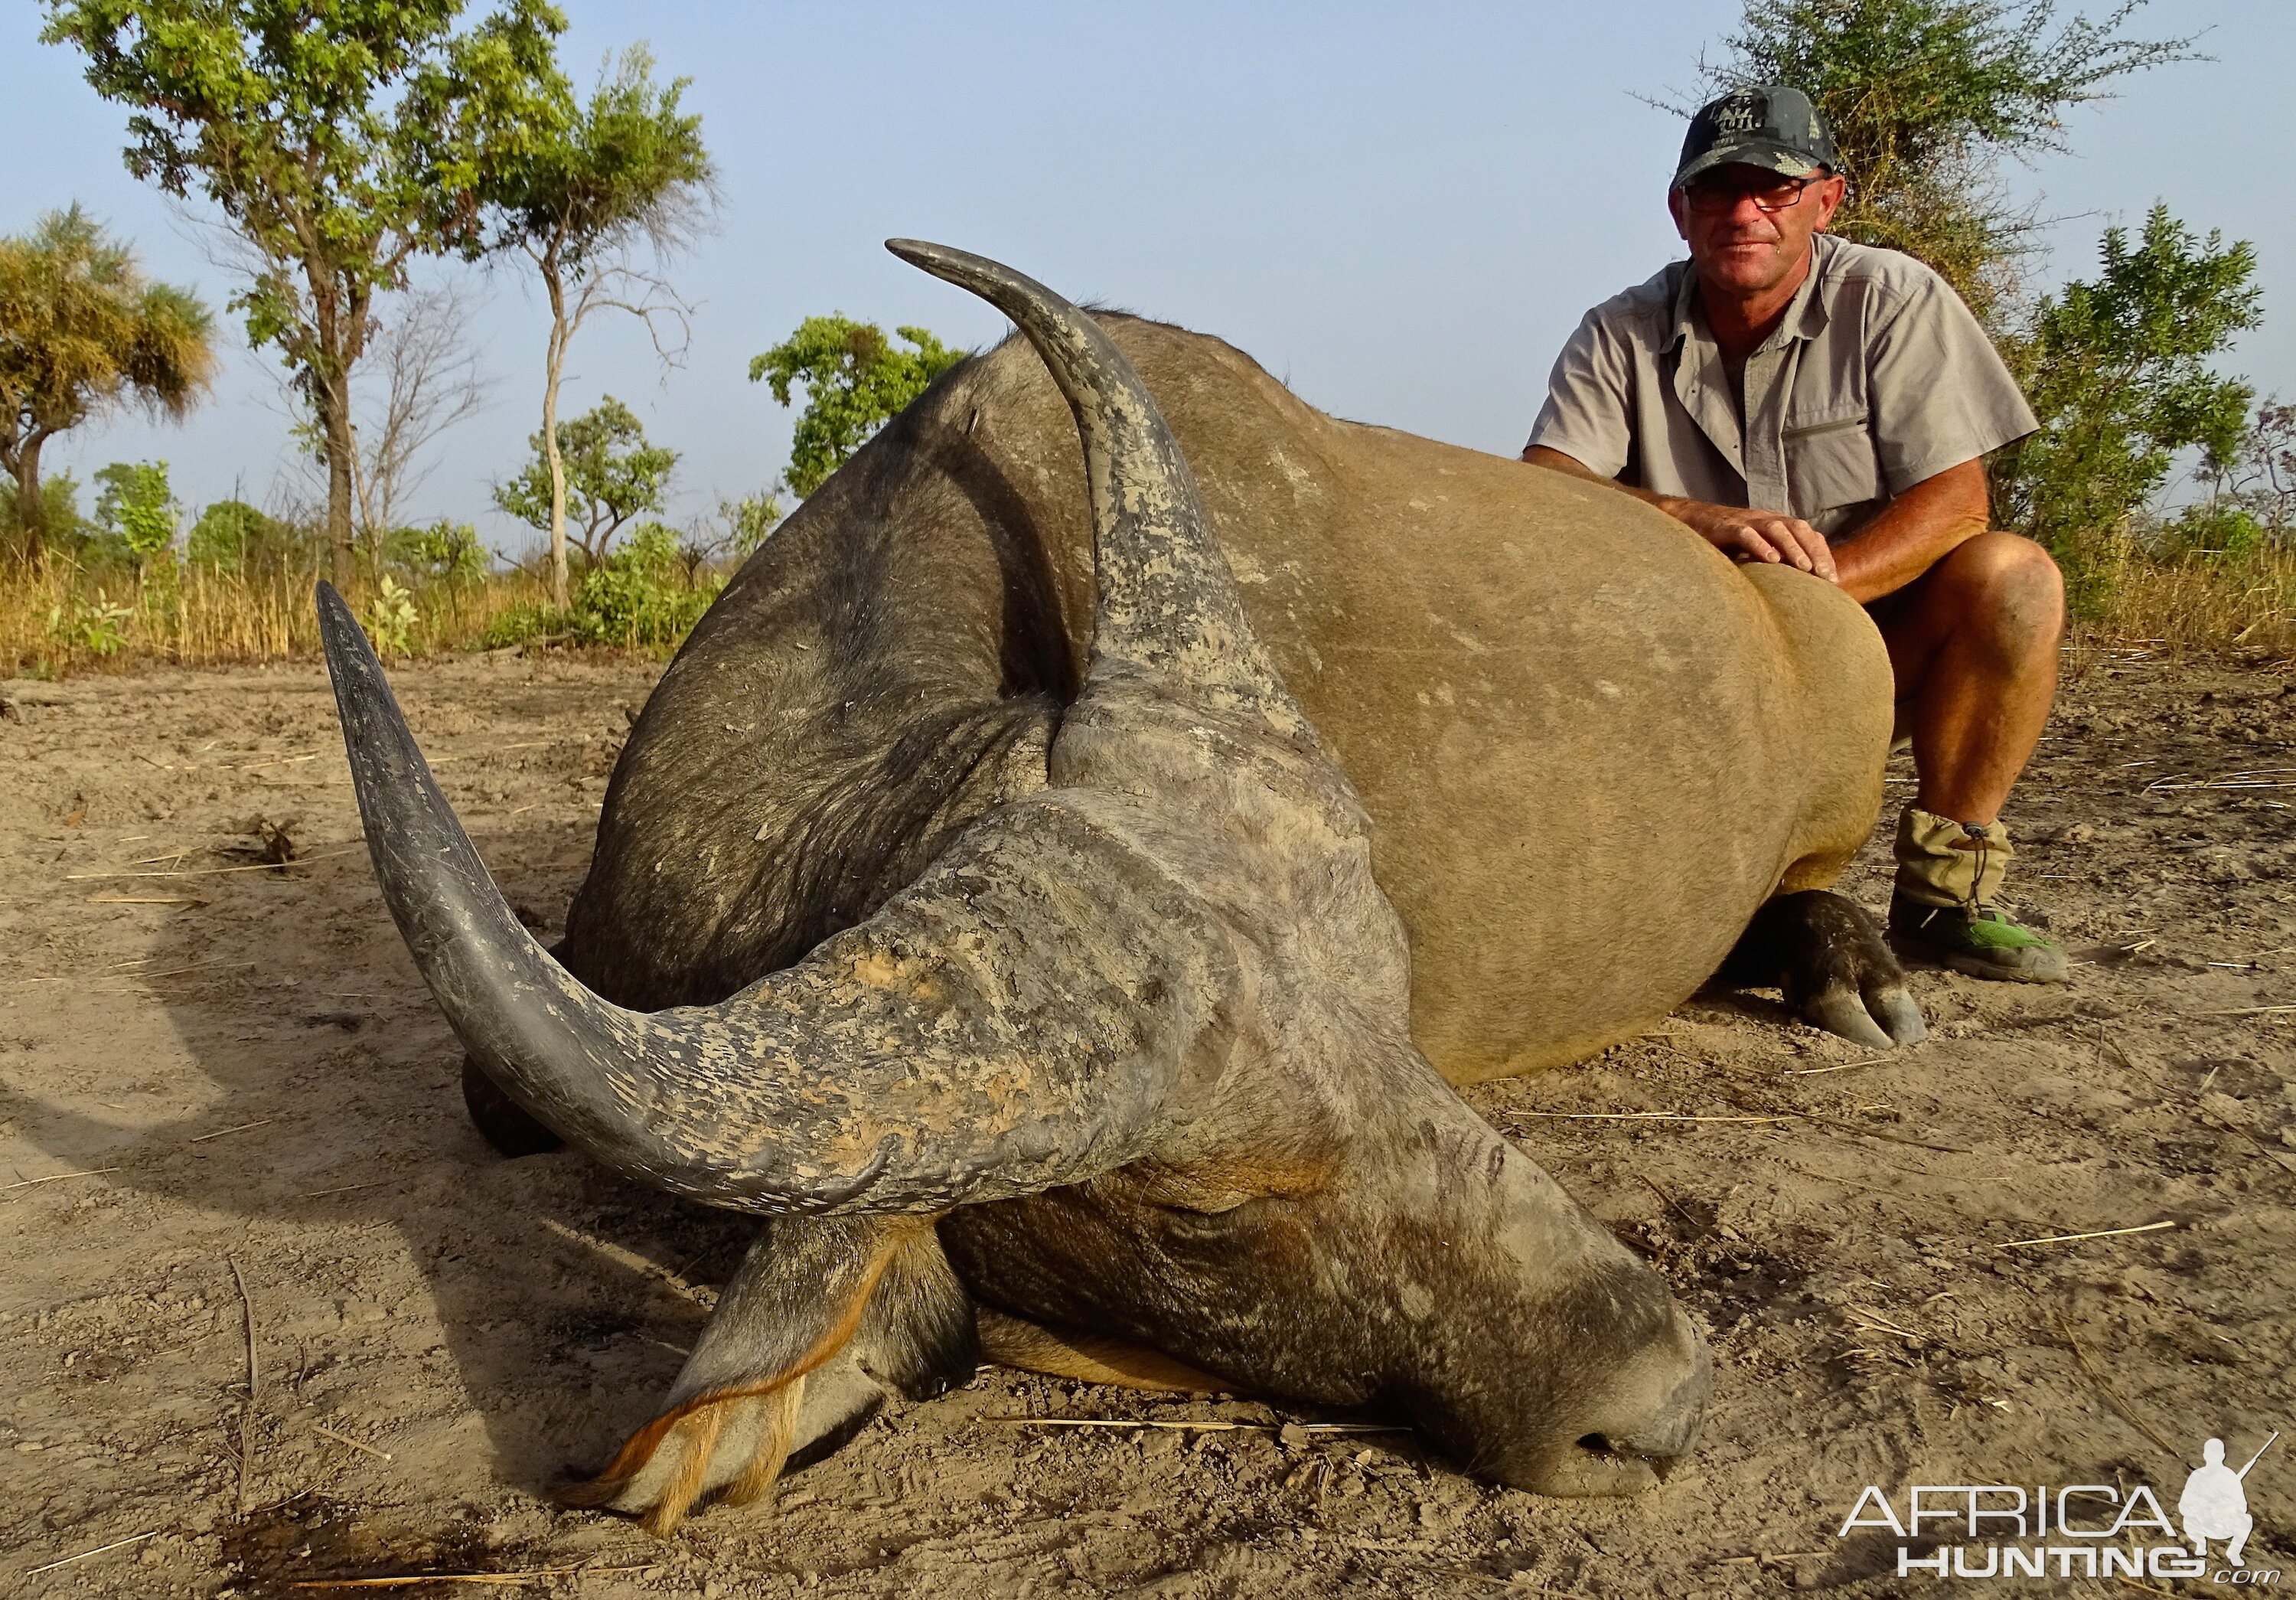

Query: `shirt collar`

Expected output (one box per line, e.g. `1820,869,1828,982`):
1667,232,1836,354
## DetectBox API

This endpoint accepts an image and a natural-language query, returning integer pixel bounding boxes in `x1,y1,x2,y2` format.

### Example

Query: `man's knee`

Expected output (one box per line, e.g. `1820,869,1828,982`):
1937,531,2064,644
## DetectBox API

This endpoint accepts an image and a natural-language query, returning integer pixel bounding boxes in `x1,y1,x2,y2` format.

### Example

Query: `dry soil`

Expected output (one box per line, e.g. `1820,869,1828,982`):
1,646,2291,1598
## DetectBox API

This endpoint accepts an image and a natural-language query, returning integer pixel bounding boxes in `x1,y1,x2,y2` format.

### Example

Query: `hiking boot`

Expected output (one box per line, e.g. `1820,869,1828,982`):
1890,891,2069,984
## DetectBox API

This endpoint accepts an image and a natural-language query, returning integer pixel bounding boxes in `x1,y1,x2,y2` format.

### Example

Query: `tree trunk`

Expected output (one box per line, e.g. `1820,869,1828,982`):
542,250,571,611
308,276,369,592
325,390,357,590
7,434,47,569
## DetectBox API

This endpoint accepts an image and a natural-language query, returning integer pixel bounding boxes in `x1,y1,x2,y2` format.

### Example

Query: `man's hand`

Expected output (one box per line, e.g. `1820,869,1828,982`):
1666,501,1837,581
1521,446,1836,582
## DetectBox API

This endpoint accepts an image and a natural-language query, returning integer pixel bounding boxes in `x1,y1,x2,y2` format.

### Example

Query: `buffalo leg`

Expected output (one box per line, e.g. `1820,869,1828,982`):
975,1305,1223,1393
564,1216,977,1533
461,934,572,1155
461,1054,563,1156
1717,890,1927,1050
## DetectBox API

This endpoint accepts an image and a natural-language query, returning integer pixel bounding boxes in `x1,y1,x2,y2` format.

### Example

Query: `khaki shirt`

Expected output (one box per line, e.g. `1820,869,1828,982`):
1527,234,2037,538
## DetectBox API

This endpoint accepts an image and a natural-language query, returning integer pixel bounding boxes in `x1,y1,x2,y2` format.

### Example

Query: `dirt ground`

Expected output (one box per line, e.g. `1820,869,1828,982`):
2,645,2292,1599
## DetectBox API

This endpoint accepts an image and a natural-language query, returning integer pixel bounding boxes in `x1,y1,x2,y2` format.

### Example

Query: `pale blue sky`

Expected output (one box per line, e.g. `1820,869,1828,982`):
5,1,2289,550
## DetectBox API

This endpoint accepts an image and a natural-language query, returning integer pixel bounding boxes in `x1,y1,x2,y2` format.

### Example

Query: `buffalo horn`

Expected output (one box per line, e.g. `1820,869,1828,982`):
316,582,1208,1215
885,240,1303,730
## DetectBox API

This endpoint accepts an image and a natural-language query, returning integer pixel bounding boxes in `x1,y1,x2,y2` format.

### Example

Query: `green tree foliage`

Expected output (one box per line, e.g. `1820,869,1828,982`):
721,491,783,557
749,317,964,498
387,518,488,585
494,395,676,565
0,206,214,567
42,0,569,586
1991,205,2261,601
187,498,270,569
1701,0,2197,323
91,459,179,572
184,495,328,576
471,44,712,608
569,519,716,645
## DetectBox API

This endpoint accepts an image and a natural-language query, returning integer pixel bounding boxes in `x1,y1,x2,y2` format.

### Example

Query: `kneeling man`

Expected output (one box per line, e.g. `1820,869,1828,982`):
1525,84,2066,983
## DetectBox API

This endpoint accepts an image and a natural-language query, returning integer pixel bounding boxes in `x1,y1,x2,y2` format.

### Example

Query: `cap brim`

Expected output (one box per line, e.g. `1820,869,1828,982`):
1672,140,1824,190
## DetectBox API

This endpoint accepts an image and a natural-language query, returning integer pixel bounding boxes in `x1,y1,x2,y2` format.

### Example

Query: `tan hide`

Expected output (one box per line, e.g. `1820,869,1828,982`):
939,319,1893,1083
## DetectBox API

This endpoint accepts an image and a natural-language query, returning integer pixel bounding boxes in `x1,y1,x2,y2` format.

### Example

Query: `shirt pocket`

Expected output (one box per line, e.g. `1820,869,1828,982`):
1784,408,1883,519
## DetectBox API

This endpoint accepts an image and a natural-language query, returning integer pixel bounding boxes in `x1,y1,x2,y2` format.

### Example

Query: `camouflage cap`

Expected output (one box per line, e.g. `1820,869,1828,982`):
1672,85,1840,190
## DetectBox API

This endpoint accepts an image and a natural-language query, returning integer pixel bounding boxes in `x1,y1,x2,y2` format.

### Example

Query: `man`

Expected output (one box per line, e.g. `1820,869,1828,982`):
1524,84,2067,983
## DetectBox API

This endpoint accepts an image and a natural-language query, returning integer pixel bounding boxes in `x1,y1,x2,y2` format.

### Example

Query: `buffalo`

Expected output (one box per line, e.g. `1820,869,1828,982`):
321,241,1920,1531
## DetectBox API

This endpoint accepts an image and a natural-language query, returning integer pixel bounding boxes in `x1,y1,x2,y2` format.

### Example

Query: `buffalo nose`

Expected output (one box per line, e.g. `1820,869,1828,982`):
1521,1305,1711,1497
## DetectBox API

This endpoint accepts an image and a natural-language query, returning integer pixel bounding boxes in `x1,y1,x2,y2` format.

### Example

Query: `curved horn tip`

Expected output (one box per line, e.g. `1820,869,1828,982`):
883,237,961,271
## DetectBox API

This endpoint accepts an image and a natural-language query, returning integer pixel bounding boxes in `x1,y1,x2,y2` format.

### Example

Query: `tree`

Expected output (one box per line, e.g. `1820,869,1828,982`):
1991,205,2260,596
188,497,272,570
388,518,488,585
1697,0,2198,325
3,469,87,554
2188,400,2296,549
92,459,179,573
346,284,491,557
749,316,965,498
0,206,214,567
43,0,567,586
494,395,676,568
475,45,711,608
720,490,783,557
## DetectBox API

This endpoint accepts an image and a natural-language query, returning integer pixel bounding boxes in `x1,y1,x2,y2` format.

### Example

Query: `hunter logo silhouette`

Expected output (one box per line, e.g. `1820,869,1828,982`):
2180,1433,2276,1567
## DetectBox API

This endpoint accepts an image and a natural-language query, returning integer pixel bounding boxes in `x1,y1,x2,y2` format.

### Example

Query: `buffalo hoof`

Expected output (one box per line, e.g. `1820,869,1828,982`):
1721,890,1928,1051
462,1055,565,1157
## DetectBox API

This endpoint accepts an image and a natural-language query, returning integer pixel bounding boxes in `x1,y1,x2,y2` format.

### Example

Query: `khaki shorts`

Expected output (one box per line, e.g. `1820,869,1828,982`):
1863,592,1916,750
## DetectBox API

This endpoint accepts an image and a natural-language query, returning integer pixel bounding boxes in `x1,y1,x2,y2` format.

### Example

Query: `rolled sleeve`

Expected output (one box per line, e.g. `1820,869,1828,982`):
1867,275,2038,493
1527,305,1635,478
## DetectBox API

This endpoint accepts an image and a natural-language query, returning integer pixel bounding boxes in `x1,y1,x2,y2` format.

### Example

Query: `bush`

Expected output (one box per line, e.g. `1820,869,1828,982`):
479,601,572,649
90,460,180,572
387,518,488,586
2,471,88,554
569,520,719,647
188,499,272,570
2157,501,2267,563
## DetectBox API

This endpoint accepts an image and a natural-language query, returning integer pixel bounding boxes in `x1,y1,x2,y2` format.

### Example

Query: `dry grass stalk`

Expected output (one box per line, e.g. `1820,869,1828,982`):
2,562,567,675
66,846,364,880
286,1566,655,1590
2054,1311,2179,1459
1994,1220,2176,1249
1635,1171,1705,1233
294,1178,400,1200
22,1530,161,1576
986,1416,1405,1435
1,1166,119,1192
189,1118,274,1144
1510,1111,1798,1126
229,1254,259,1517
309,1424,393,1461
1782,1056,1888,1076
2069,538,2296,661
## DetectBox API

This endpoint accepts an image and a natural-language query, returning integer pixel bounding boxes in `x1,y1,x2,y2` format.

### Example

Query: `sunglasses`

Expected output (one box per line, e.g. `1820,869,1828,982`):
1681,171,1830,216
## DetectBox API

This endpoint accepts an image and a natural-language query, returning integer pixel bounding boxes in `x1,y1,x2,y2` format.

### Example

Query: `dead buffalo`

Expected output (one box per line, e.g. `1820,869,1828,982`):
321,241,1916,1531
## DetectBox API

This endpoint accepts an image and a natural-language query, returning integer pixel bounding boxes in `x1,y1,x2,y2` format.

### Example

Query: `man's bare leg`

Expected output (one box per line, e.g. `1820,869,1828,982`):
1873,531,2068,982
1877,531,2065,823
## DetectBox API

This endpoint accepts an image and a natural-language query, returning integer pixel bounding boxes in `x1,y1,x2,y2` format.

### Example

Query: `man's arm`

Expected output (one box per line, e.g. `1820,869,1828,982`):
1828,457,1990,604
1522,444,1837,581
